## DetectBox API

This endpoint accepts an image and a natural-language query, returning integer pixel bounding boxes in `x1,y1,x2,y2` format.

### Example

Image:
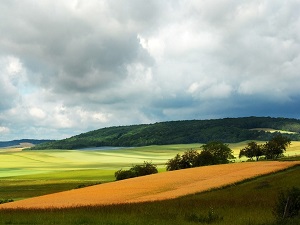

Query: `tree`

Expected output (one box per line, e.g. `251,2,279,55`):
166,154,182,171
166,150,200,171
166,142,234,171
180,150,200,169
263,134,291,159
201,141,234,164
195,150,216,166
239,141,263,161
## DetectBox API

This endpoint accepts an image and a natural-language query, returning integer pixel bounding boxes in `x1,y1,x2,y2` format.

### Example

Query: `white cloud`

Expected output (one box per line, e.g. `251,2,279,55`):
188,80,232,100
0,126,10,134
6,56,23,75
92,112,111,123
29,107,47,119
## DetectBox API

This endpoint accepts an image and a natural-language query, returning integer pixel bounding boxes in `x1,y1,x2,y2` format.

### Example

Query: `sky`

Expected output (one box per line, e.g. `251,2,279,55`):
1,0,300,141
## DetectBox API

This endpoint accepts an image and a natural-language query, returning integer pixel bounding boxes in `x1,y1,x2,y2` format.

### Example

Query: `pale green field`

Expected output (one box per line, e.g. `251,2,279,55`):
1,142,299,179
250,128,297,134
0,144,203,179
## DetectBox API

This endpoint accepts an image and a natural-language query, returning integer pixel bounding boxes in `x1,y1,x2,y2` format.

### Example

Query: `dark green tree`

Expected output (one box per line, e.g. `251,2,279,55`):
166,154,182,171
180,150,200,168
263,134,291,159
195,150,216,166
201,141,234,164
166,150,200,171
239,141,263,161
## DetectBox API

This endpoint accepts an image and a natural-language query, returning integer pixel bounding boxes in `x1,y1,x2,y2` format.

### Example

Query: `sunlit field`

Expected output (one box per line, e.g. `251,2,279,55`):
1,161,298,209
0,144,203,178
0,144,202,200
0,164,300,225
0,142,299,201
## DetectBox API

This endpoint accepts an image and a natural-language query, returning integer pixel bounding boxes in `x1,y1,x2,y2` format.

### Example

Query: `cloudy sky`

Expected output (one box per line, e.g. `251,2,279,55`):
1,0,300,141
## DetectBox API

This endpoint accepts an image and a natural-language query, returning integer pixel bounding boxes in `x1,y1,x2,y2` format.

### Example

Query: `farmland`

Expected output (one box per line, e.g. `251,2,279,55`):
1,142,300,201
0,141,300,224
0,163,299,224
1,161,298,209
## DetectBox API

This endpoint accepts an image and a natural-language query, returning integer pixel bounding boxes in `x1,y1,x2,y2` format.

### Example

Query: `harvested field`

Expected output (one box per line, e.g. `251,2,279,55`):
0,161,299,209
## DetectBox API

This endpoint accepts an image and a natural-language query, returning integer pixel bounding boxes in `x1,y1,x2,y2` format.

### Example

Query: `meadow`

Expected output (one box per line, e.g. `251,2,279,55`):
0,144,202,200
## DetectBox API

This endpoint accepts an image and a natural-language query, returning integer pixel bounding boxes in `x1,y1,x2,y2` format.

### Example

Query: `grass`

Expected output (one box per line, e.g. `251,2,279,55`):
0,165,299,225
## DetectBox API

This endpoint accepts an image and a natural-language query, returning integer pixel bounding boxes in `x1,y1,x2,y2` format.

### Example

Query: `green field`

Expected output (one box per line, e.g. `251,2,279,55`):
0,144,203,200
1,142,300,201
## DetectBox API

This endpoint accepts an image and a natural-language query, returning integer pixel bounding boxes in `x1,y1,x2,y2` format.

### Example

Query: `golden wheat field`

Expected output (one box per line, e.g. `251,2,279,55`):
0,161,299,209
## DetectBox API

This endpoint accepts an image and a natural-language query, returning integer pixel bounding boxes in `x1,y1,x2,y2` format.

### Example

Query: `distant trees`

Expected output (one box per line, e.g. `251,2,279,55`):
166,142,234,171
201,141,234,164
239,141,263,161
239,134,291,161
263,134,291,159
115,161,158,181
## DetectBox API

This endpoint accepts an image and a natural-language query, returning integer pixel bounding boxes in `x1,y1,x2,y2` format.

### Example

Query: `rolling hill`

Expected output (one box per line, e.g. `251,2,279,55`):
0,139,54,148
30,117,300,150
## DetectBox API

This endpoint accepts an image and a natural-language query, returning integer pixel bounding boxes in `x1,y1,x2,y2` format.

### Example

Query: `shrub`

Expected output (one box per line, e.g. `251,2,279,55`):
0,199,14,204
186,207,223,224
75,182,102,189
114,169,136,181
273,187,300,220
115,161,158,181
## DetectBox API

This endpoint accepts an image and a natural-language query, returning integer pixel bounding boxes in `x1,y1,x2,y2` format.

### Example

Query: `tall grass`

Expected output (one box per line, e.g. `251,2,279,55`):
0,165,299,225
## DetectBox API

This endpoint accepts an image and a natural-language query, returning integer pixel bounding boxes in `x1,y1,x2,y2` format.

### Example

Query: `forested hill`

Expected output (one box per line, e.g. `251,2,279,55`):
30,117,300,150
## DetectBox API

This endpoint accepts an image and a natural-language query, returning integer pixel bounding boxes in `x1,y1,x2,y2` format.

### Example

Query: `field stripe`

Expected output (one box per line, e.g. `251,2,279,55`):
0,161,299,209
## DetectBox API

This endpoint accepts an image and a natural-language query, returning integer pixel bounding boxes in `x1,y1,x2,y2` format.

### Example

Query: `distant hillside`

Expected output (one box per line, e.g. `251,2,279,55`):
30,117,300,150
0,139,54,148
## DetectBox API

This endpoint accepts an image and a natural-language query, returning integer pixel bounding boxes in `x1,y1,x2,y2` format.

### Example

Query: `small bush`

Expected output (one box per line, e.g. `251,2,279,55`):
115,161,158,181
0,199,14,204
273,187,300,220
114,169,136,181
75,182,102,189
186,207,223,224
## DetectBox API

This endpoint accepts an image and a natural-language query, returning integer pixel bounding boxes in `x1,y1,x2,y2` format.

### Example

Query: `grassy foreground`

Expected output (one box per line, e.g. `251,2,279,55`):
0,165,299,225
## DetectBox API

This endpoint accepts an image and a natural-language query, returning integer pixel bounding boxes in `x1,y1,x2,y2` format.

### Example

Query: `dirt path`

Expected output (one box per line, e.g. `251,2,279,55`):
0,161,299,209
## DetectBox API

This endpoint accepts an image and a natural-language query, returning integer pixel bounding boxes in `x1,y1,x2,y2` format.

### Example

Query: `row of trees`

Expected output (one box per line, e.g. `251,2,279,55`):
115,142,234,180
114,134,291,180
239,134,291,161
166,141,234,171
